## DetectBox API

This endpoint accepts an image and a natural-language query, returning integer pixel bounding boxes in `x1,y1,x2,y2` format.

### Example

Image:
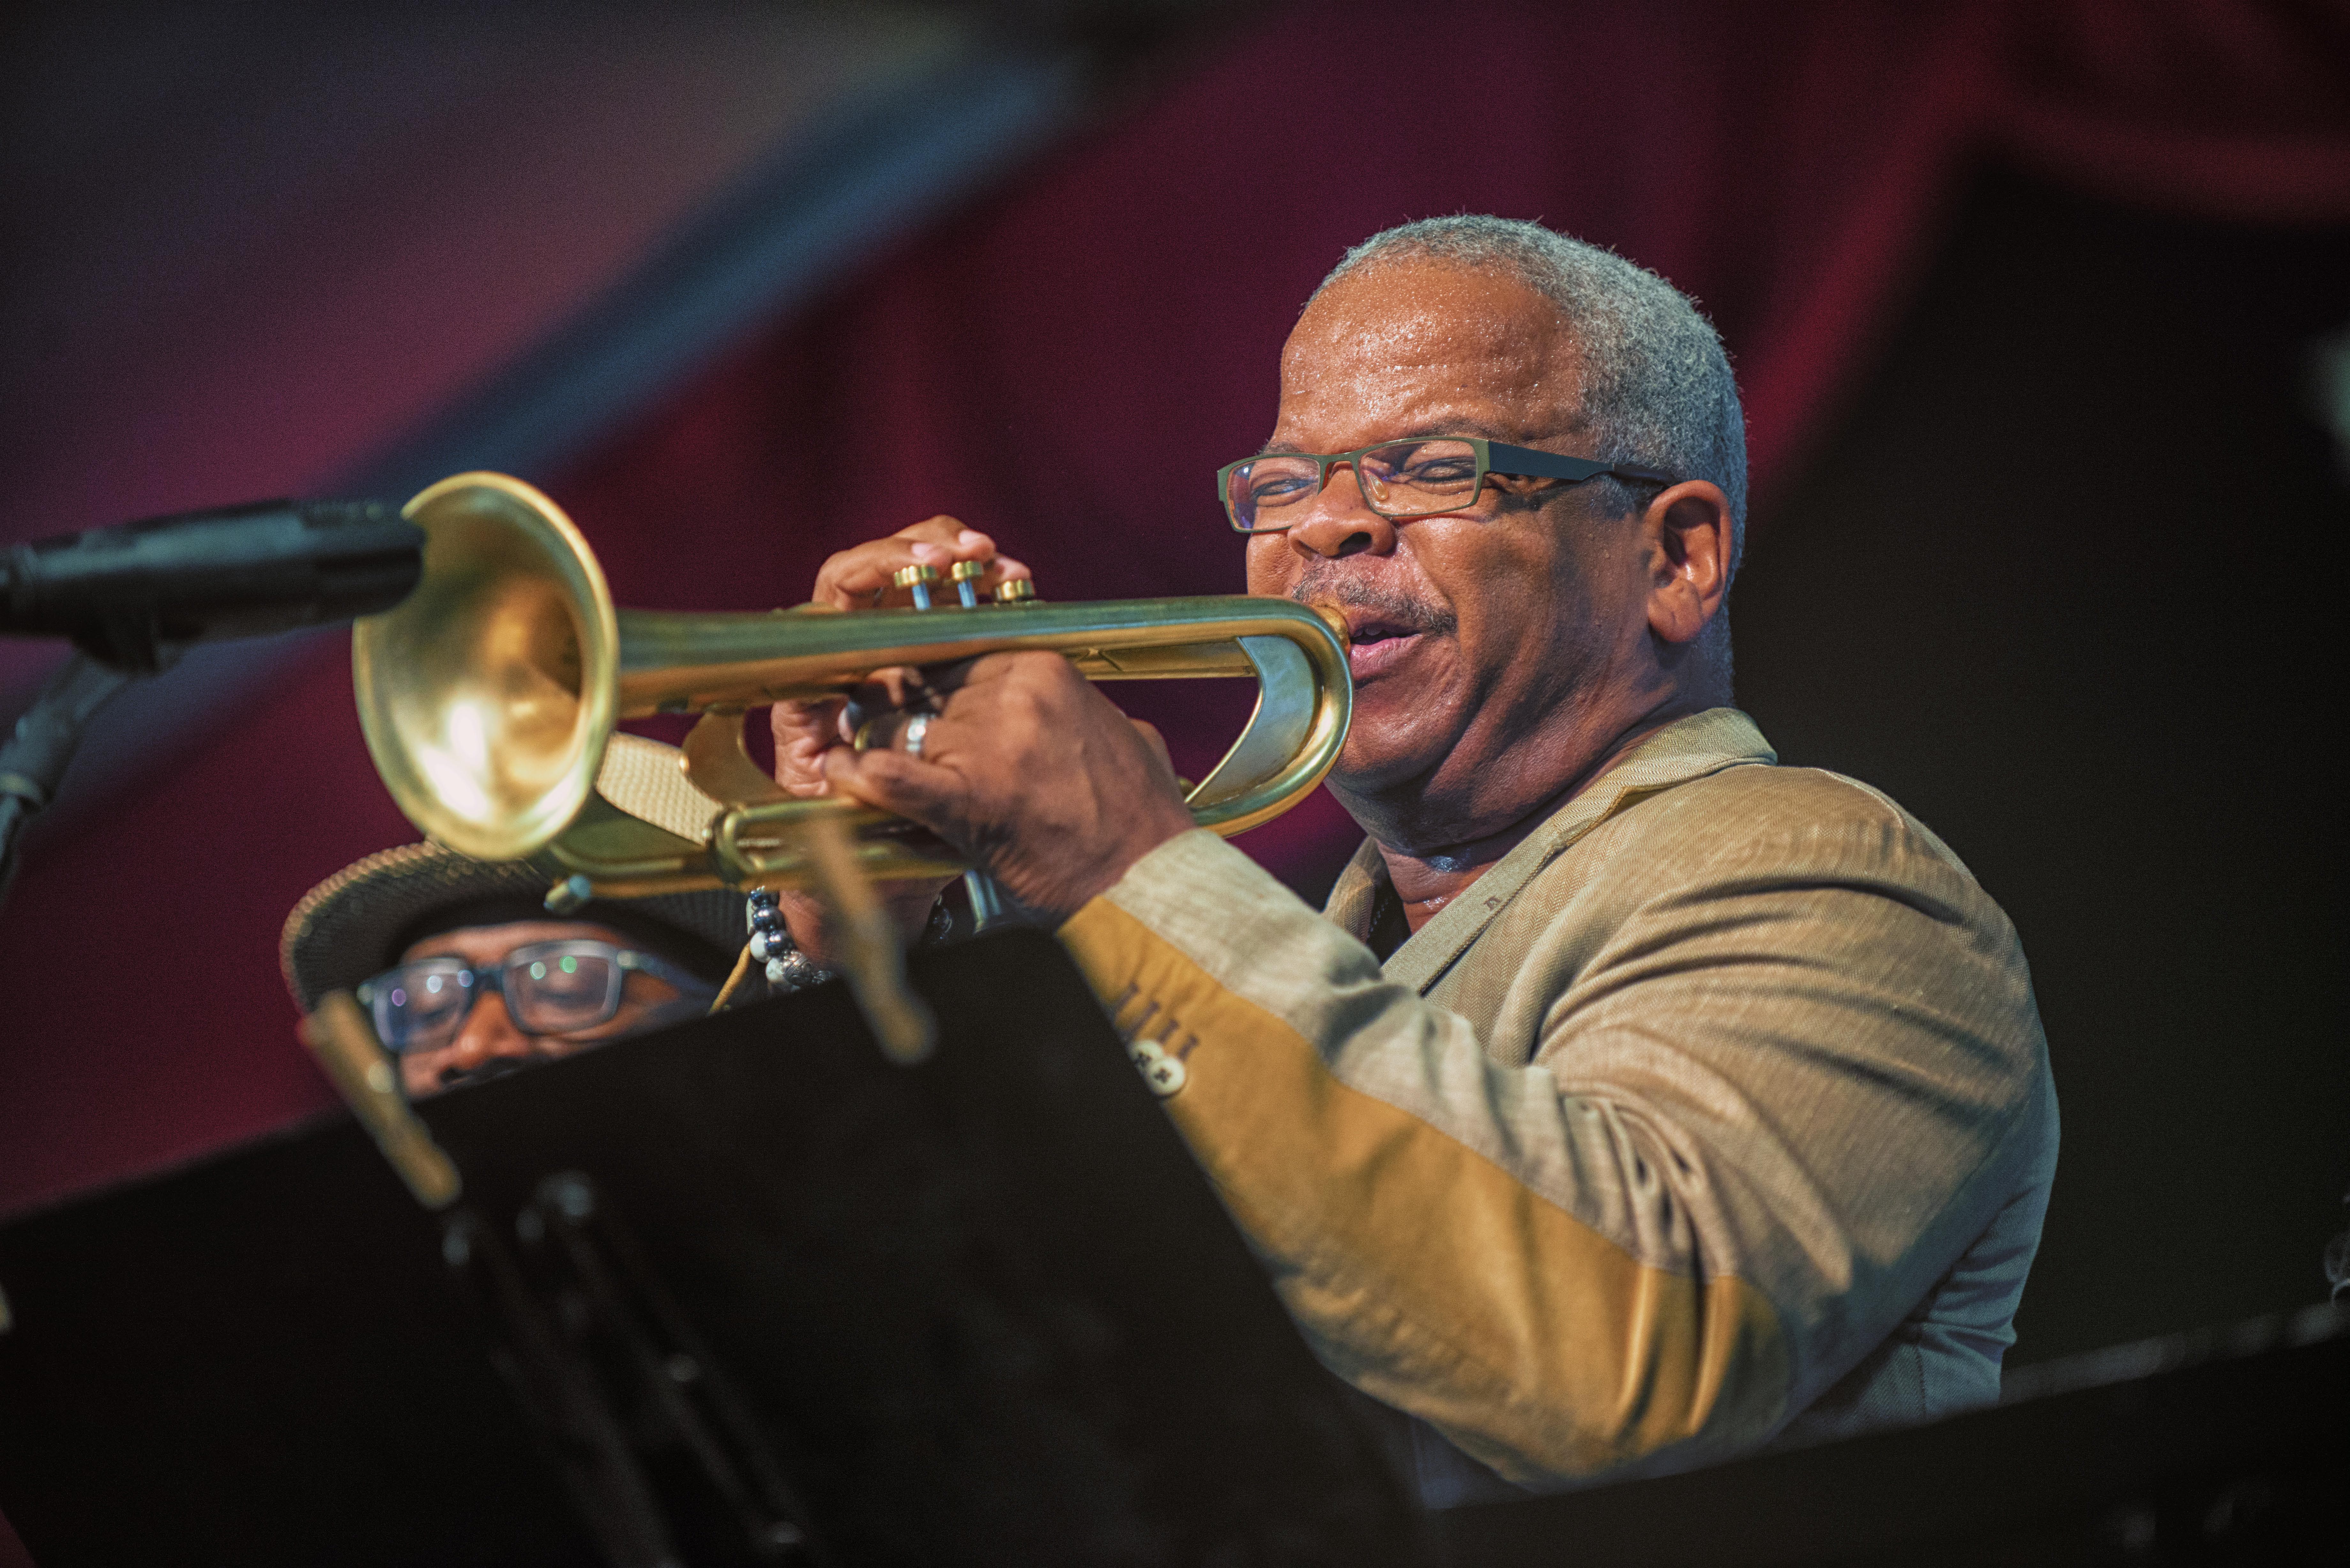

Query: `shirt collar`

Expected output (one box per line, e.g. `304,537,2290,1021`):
1322,707,1777,991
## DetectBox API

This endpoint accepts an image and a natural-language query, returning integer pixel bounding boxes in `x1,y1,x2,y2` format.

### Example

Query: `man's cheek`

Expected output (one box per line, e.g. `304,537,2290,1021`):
1242,539,1294,596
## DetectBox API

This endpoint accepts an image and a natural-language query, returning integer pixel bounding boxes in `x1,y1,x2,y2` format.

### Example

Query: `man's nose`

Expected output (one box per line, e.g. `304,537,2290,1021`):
1285,465,1398,560
443,992,542,1073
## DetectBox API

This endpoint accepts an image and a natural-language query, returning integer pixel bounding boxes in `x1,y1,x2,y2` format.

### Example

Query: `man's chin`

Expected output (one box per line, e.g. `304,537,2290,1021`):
1327,721,1457,804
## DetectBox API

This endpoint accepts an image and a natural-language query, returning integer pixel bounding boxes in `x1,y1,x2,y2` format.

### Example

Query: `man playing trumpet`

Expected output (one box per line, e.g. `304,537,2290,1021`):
772,217,2058,1500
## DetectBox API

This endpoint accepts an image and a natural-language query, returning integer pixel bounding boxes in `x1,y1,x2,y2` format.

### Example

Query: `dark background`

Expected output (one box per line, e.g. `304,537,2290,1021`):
1733,165,2348,1359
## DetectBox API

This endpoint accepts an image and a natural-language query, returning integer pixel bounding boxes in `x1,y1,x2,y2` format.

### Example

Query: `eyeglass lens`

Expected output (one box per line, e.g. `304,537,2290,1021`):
510,946,625,1033
1226,439,1482,531
372,960,475,1051
366,942,627,1053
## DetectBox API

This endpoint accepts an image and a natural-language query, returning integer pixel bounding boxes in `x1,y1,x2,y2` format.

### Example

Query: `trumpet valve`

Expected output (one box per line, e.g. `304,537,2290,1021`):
994,577,1037,606
949,558,986,607
893,563,940,610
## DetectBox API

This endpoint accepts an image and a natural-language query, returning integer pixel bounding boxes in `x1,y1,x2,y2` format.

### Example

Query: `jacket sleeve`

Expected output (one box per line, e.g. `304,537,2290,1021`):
1054,820,2048,1486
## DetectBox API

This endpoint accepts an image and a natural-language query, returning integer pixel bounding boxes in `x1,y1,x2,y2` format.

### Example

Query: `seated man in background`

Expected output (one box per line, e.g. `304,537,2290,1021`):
786,216,2061,1501
282,737,741,1097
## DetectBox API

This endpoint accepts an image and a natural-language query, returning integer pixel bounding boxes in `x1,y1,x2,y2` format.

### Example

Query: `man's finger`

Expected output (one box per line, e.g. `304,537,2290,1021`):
771,697,847,795
814,519,1005,607
816,543,947,607
772,695,844,736
912,654,993,700
821,743,966,834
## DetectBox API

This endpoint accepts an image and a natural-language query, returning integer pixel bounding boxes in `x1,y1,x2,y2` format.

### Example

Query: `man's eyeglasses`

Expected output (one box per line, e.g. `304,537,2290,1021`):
1217,437,1672,534
355,939,715,1056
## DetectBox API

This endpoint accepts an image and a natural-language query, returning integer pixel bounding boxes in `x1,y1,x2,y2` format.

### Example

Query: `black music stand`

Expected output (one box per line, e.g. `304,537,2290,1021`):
0,930,1420,1567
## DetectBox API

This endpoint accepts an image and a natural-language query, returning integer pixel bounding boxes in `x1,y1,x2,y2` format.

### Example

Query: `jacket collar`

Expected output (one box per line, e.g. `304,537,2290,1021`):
1323,707,1777,993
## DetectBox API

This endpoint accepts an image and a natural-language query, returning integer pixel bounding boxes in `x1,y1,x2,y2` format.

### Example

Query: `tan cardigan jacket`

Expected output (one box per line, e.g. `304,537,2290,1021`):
1058,708,2058,1491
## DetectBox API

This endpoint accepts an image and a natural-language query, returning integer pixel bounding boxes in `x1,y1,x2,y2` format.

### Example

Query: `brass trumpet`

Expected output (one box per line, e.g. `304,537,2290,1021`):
353,473,1353,904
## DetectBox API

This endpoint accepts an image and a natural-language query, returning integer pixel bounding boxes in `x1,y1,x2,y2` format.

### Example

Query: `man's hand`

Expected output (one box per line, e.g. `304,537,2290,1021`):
772,514,1036,796
768,517,1033,964
822,652,1196,925
809,514,1032,612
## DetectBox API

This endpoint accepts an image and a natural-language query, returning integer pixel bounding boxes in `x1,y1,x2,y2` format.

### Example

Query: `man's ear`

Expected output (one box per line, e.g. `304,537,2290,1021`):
1642,480,1733,645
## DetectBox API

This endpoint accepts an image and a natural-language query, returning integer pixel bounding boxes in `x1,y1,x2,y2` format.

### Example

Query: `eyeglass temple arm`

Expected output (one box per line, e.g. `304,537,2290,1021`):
615,947,720,994
1483,442,1672,486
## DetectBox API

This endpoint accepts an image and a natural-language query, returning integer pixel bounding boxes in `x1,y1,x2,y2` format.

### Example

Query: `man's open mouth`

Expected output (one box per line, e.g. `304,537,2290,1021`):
1341,612,1433,680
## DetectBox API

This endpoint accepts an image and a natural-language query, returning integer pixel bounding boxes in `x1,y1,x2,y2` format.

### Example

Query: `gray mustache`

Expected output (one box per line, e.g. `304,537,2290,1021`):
1287,573,1456,637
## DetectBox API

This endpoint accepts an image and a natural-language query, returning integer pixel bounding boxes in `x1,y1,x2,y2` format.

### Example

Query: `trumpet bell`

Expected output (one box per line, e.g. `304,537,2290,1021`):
354,474,618,863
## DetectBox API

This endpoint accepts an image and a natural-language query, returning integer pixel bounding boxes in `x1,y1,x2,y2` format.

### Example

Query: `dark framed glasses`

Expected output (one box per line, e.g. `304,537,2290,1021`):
355,939,715,1055
1217,436,1672,533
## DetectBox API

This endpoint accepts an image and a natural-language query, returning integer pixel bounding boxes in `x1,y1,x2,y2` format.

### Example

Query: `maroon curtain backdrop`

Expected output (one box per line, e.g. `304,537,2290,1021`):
2,0,2341,1218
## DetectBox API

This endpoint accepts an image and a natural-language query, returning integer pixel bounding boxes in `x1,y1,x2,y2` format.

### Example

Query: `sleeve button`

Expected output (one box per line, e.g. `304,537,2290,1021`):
1128,1039,1186,1096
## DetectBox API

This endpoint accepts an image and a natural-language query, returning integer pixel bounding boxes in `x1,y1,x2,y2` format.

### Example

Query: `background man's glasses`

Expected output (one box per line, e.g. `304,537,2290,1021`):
355,939,714,1055
1218,437,1672,534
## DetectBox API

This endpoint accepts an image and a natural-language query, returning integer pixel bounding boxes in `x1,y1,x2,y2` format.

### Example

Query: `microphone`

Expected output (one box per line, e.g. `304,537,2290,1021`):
1,499,425,673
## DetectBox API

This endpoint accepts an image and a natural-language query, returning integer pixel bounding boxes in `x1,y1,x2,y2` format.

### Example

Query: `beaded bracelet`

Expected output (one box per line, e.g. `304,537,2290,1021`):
741,888,955,997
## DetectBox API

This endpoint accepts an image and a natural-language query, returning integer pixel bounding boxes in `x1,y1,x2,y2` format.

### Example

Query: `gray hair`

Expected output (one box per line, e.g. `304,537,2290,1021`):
1315,216,1748,578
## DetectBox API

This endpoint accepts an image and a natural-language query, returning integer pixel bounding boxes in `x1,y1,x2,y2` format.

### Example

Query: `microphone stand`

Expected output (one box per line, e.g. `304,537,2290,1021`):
0,653,136,914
